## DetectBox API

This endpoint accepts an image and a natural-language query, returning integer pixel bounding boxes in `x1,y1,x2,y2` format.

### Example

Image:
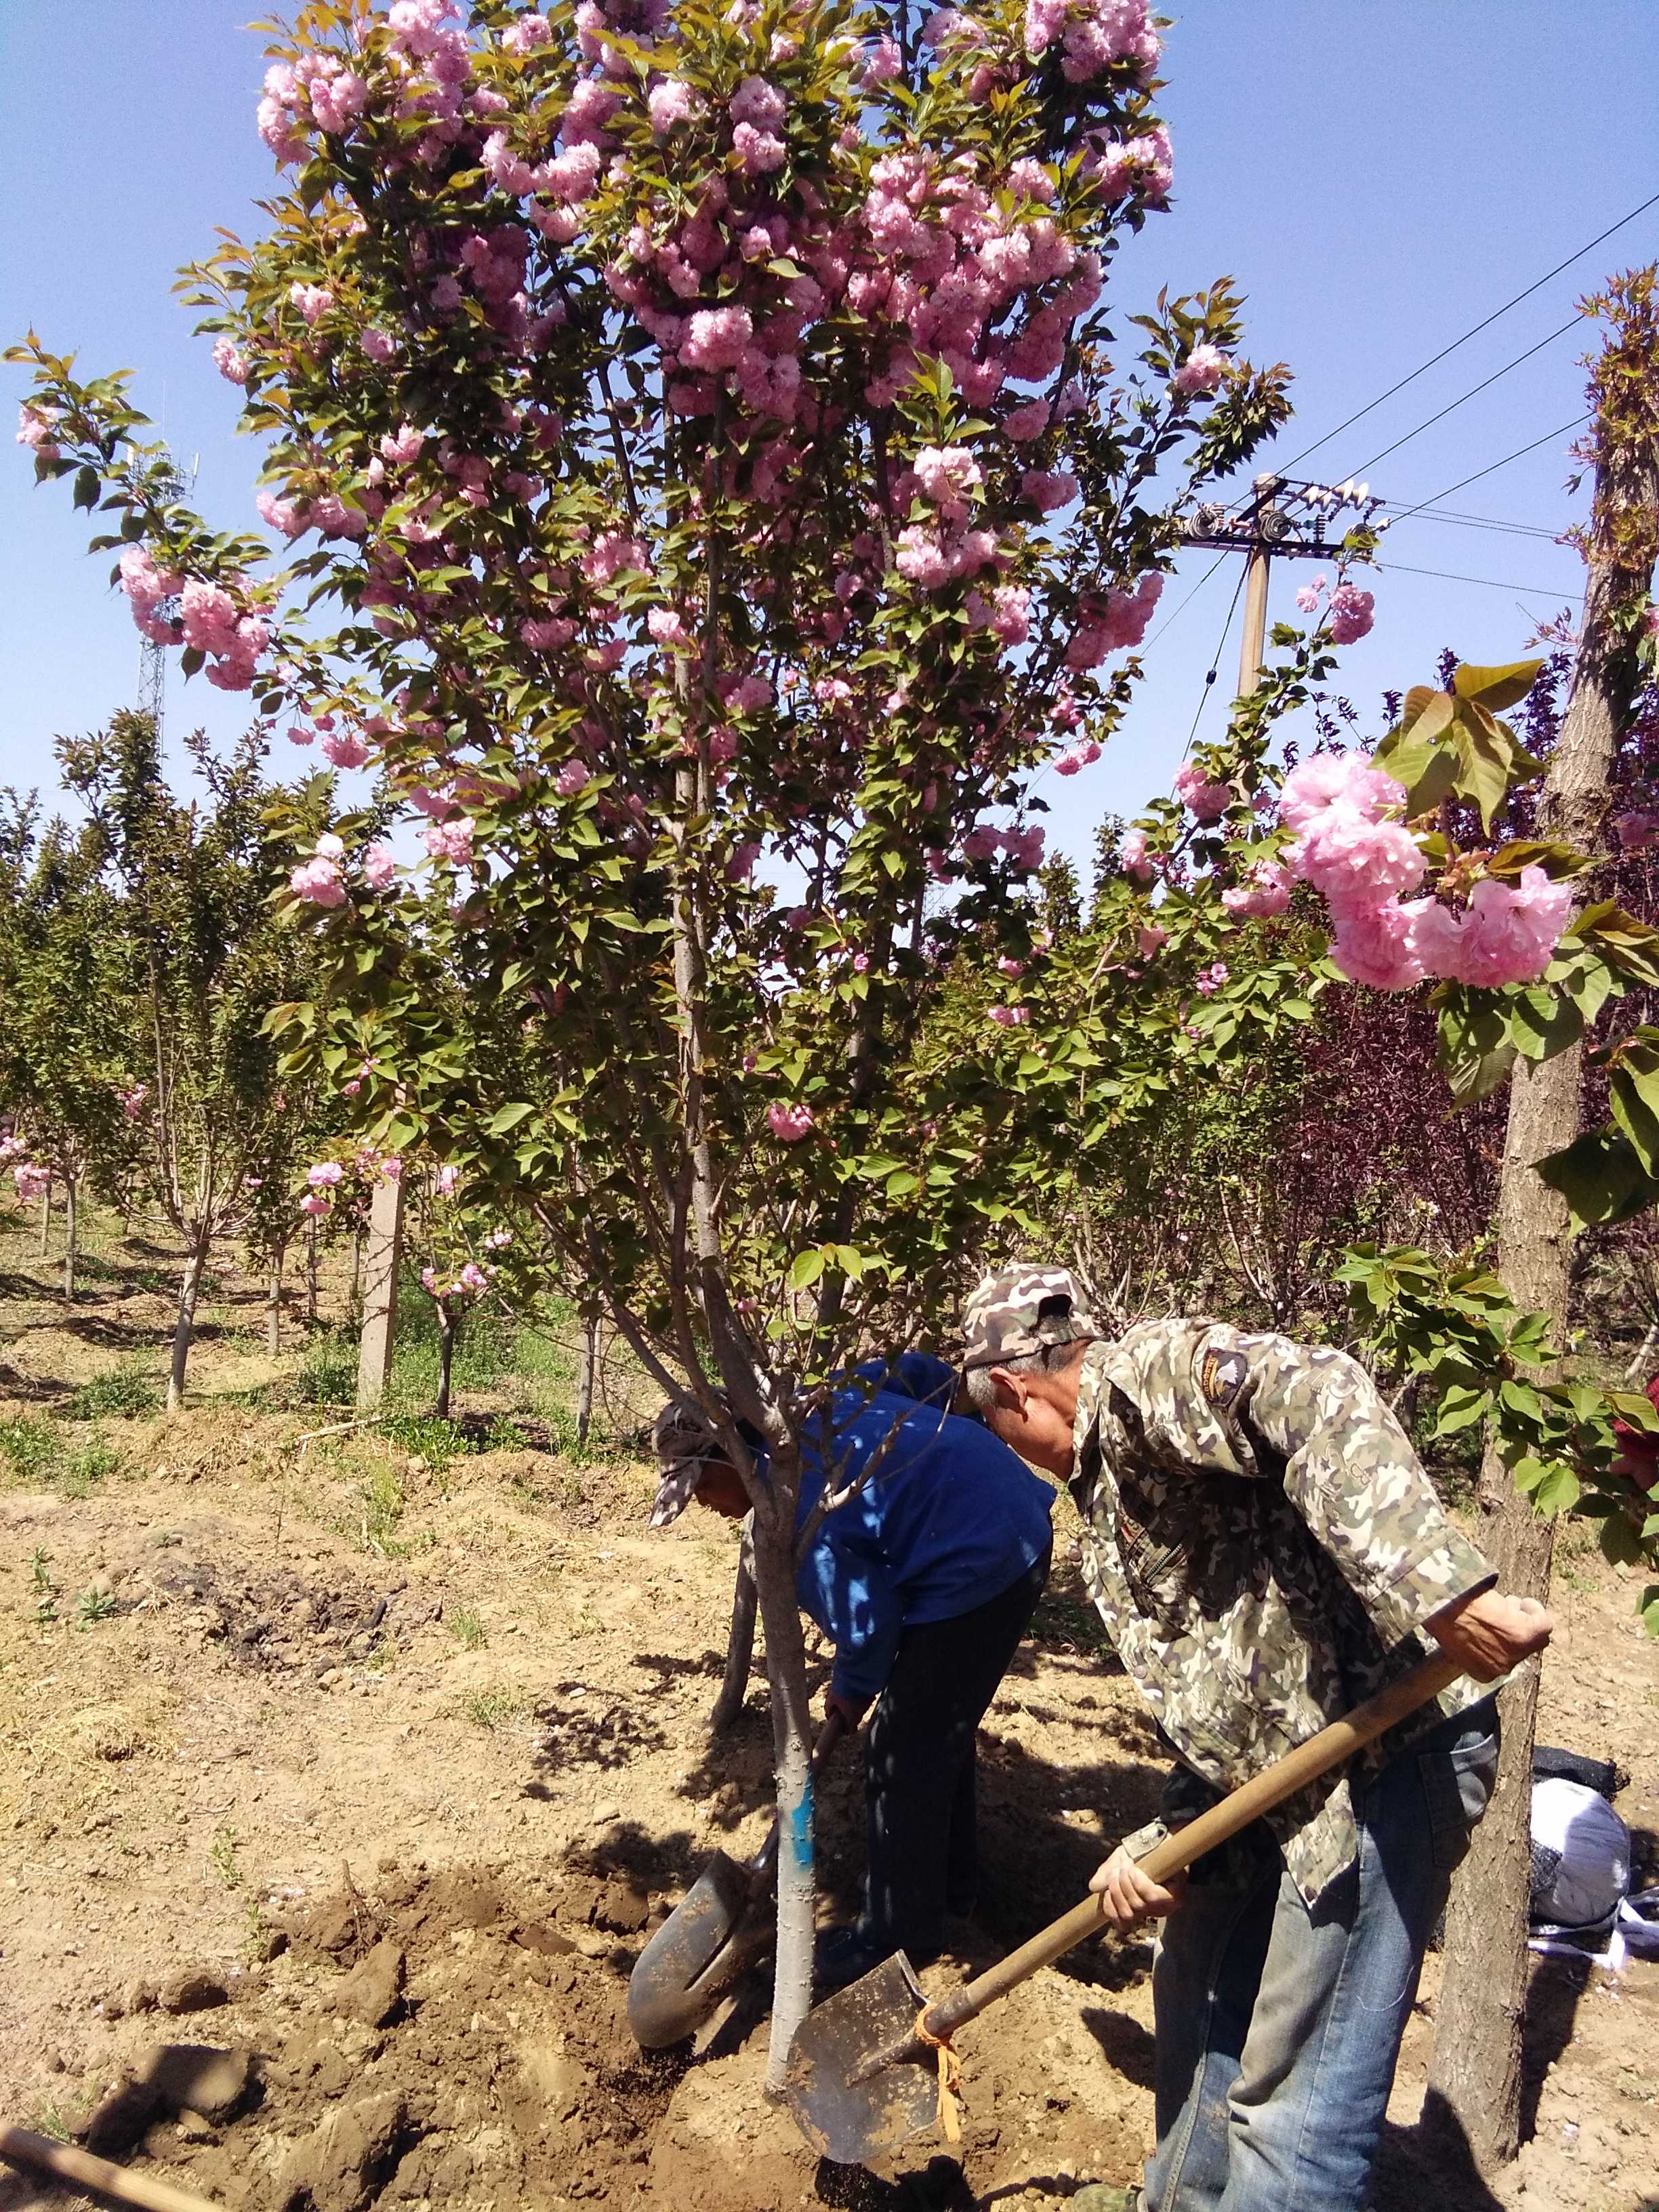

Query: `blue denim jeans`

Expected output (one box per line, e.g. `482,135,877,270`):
1141,1697,1500,2212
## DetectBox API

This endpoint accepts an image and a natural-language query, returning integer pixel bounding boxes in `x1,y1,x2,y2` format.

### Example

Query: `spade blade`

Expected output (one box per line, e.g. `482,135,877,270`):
627,1852,765,2048
783,1952,939,2167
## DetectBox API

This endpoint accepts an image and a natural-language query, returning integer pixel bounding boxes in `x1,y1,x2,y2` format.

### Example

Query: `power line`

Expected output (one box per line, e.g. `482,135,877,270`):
1374,558,1583,600
1345,317,1581,476
1142,548,1228,651
1182,564,1248,758
1273,188,1659,473
1407,507,1559,540
1391,413,1592,521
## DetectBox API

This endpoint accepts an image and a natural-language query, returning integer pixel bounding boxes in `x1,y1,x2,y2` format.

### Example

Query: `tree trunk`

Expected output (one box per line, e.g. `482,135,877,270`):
167,1226,211,1411
435,1307,456,1419
306,1216,320,1325
748,1488,819,2094
356,1172,405,1412
62,1175,77,1303
267,1246,285,1357
348,1229,363,1326
1431,376,1654,2168
39,1178,51,1258
709,1538,758,1734
575,1309,598,1443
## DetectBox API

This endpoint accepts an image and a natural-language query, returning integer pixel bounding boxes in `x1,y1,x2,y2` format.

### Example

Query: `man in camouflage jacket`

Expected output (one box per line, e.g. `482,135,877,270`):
962,1265,1553,2212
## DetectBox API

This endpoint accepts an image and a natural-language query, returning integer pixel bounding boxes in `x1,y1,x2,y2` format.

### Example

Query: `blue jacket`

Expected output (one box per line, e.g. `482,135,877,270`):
783,1354,1056,1701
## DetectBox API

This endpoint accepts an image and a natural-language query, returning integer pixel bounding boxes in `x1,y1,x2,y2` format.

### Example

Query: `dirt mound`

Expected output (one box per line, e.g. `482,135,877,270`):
114,1862,690,2212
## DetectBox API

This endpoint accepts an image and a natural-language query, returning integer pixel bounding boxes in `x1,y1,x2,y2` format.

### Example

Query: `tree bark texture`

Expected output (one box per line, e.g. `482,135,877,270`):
62,1176,77,1304
709,1538,758,1734
435,1308,456,1419
748,1490,819,2094
167,1228,211,1412
39,1180,50,1258
267,1250,285,1357
356,1173,405,1413
575,1309,598,1444
1431,409,1652,2167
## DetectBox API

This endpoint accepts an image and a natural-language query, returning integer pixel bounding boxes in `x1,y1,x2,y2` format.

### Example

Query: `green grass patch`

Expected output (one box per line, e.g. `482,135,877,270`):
67,1368,161,1420
0,1415,61,1486
447,1607,487,1651
460,1684,531,1731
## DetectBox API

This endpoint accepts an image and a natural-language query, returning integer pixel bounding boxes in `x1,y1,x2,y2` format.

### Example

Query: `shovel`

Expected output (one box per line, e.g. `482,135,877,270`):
784,1647,1470,2165
628,1706,849,2048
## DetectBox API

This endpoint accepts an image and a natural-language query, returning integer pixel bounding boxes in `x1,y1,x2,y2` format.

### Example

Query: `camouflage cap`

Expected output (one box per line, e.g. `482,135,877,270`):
961,1265,1101,1370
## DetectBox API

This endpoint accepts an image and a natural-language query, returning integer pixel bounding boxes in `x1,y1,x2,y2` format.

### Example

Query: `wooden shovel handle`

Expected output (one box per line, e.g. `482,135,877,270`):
920,1646,1467,2045
0,2127,229,2212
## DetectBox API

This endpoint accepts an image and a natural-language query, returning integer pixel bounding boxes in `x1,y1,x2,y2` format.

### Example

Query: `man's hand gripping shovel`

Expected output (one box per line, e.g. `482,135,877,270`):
783,1647,1483,2167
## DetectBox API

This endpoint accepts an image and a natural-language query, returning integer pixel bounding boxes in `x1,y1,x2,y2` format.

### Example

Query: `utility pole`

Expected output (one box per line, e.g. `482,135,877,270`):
1183,472,1392,697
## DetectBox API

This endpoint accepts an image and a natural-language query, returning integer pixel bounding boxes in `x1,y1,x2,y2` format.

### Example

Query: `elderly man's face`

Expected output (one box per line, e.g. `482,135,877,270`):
982,1360,1083,1479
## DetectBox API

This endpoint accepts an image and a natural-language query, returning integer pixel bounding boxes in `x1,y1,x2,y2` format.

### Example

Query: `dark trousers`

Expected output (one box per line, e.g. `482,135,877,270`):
859,1545,1050,1965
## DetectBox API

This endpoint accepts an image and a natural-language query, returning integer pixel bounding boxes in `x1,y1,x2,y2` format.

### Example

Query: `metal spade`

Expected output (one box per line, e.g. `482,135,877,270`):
784,1647,1469,2166
629,1708,848,2048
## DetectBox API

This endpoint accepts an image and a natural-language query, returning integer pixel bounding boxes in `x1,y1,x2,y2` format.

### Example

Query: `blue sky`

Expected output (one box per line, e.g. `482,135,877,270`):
2,1,1655,873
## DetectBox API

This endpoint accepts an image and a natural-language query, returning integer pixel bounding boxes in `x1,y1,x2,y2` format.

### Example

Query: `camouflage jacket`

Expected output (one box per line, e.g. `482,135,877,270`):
1071,1322,1495,1904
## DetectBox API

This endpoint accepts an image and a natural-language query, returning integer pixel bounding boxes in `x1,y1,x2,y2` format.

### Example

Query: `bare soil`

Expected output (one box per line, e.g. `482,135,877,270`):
1,1214,1656,2211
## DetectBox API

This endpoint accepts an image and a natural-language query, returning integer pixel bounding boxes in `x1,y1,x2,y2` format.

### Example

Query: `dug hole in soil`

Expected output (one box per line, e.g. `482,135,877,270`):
2,1221,1658,2209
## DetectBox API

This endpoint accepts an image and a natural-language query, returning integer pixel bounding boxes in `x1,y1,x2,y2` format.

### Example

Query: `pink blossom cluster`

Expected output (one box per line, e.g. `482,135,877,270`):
1194,960,1228,997
962,821,1046,873
1065,573,1162,669
258,51,369,166
16,404,61,459
176,577,271,691
1023,0,1160,80
421,1260,494,1300
1120,827,1154,880
1172,343,1227,396
14,1163,49,1204
213,337,249,386
1082,123,1173,204
319,726,371,770
987,1003,1030,1027
363,842,399,892
291,833,348,909
117,546,184,645
422,816,476,866
766,1102,815,1142
1221,859,1292,918
117,1083,150,1121
1327,581,1375,646
1054,738,1102,776
1281,752,1572,990
1136,923,1168,956
1172,762,1231,823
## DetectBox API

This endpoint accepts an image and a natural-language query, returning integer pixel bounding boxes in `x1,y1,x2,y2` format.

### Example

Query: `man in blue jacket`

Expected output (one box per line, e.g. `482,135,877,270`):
649,1353,1056,1990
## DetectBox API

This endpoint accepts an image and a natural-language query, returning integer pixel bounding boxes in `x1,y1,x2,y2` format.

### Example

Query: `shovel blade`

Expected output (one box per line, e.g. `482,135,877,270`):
628,1852,767,2048
783,1952,938,2167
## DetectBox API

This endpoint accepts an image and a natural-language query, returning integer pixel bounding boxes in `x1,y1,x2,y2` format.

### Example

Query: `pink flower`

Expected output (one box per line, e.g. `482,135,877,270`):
728,840,761,882
319,729,371,770
1295,575,1327,616
1136,924,1168,957
1221,861,1292,918
1172,762,1231,823
648,607,692,649
766,1102,815,1142
1290,813,1425,905
1172,343,1227,396
729,75,786,131
361,327,398,363
914,445,983,520
1328,581,1376,645
733,121,786,173
998,956,1026,978
381,1155,404,1185
521,616,577,650
288,724,314,747
380,422,425,465
14,1164,50,1204
1121,827,1155,880
1021,468,1079,514
506,12,552,52
1278,752,1404,835
300,1192,332,1217
307,1162,346,1188
423,817,476,866
1415,866,1574,988
289,855,347,908
118,1084,149,1121
1065,573,1163,668
117,545,183,615
434,1164,461,1195
289,282,334,326
363,842,398,893
1326,897,1430,992
987,1004,1030,1027
554,760,590,796
681,304,755,372
863,35,903,79
1615,811,1659,853
648,78,699,132
256,487,307,537
16,404,61,457
213,336,249,385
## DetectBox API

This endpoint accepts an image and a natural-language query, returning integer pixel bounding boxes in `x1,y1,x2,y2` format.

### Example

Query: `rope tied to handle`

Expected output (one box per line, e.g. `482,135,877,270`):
913,2009,963,2142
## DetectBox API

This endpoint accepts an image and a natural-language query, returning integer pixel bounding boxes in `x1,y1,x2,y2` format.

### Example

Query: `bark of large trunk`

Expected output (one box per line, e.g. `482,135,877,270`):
62,1176,77,1303
1430,406,1650,2168
167,1227,211,1412
709,1541,758,1734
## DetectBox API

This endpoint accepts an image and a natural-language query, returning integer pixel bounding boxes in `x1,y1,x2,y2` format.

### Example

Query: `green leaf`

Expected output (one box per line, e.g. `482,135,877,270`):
1610,1038,1659,1176
1450,701,1515,832
1432,1382,1492,1435
1451,658,1542,712
486,1102,533,1136
787,1248,826,1292
1507,987,1584,1063
1531,1461,1582,1516
1536,1127,1659,1229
